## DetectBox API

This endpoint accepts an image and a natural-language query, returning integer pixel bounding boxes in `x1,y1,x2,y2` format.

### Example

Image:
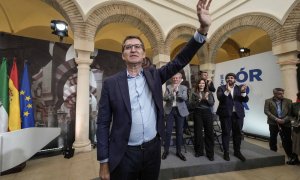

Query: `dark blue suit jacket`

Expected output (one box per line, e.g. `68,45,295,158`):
216,85,249,119
96,37,205,172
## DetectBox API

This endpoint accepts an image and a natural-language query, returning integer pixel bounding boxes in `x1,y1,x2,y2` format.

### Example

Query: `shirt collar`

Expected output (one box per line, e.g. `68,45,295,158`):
127,69,144,79
272,97,282,102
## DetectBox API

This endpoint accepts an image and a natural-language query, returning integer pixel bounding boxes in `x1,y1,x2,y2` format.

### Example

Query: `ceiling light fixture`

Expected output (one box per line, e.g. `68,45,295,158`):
239,47,250,57
50,20,68,42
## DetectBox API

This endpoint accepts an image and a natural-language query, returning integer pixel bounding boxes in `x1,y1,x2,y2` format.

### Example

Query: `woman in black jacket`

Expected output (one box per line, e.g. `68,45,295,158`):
190,78,215,161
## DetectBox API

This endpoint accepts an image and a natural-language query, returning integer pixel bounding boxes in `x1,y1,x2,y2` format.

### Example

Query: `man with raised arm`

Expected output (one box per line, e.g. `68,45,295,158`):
97,0,213,179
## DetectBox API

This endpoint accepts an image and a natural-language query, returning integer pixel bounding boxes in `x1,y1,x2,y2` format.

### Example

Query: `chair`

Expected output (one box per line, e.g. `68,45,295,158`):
212,114,223,152
183,113,194,146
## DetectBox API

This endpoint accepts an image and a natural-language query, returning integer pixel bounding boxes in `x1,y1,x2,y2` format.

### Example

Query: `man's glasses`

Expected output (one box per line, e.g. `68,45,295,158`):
123,44,144,51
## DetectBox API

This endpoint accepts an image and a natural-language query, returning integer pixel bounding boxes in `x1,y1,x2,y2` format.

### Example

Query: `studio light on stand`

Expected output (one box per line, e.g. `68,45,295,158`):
50,20,68,42
239,47,251,57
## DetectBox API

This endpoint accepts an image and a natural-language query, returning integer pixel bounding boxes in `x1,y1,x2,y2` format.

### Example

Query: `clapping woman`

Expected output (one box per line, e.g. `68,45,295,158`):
190,78,215,161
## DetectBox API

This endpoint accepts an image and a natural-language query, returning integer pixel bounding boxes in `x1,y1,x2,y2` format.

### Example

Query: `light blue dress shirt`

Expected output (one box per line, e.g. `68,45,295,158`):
275,100,282,118
127,70,157,145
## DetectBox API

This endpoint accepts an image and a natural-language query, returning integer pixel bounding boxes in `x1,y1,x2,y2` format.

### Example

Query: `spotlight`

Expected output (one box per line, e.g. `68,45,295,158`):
50,20,68,42
239,47,250,57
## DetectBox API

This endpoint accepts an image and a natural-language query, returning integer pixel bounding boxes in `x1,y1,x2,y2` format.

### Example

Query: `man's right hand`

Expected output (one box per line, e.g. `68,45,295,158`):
226,84,232,93
99,163,110,180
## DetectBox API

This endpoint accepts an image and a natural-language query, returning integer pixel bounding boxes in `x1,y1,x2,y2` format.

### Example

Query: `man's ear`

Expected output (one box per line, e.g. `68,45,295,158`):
121,53,125,61
142,51,146,59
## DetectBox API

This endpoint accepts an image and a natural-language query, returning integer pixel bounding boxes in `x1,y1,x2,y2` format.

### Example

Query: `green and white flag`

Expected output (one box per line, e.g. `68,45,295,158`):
0,58,9,133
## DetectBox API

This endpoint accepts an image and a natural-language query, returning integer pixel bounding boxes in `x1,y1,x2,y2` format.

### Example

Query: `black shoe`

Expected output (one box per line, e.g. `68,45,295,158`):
234,152,246,162
294,157,300,164
176,152,186,161
195,152,204,157
286,156,299,165
207,156,214,161
162,151,168,160
223,152,230,161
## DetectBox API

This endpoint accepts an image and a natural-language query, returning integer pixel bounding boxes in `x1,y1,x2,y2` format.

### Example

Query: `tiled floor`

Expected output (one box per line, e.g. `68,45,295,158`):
1,137,300,180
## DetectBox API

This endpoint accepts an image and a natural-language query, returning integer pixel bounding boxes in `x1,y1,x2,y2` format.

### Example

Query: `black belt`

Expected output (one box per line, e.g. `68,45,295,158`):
127,135,159,150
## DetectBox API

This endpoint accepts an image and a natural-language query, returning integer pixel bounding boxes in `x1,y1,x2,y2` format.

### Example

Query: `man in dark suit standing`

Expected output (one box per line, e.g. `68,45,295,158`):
97,0,212,179
264,88,297,165
216,73,249,162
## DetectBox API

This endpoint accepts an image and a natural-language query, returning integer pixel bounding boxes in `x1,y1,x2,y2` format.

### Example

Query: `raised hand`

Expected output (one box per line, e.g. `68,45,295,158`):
204,92,209,99
196,0,212,34
226,83,232,93
207,79,212,85
240,84,247,93
173,85,179,93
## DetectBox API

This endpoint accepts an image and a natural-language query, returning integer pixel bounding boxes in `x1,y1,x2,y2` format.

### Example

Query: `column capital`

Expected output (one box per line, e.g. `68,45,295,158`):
74,38,94,52
199,63,216,71
275,50,299,101
276,51,299,66
74,38,94,65
272,40,300,55
75,49,93,65
152,53,170,68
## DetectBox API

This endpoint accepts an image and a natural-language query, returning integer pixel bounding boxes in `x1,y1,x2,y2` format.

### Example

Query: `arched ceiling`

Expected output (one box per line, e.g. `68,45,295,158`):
94,23,153,57
170,41,200,65
216,27,272,63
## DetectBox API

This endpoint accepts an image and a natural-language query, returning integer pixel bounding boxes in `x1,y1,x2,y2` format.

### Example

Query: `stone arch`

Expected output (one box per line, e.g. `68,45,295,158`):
220,38,240,60
165,24,196,54
85,1,164,55
280,2,300,43
43,0,86,40
209,14,282,63
165,24,208,63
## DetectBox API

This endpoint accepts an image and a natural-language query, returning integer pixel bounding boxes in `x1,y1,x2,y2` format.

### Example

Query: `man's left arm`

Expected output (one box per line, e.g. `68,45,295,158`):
208,81,216,92
176,85,188,101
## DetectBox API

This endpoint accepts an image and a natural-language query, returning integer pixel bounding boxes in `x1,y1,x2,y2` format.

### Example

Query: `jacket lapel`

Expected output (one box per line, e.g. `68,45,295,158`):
117,71,131,115
269,99,277,116
233,85,239,99
144,70,159,107
281,99,288,115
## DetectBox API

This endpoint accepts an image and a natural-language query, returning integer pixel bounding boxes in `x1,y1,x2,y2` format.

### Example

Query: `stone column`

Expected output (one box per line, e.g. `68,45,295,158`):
152,53,170,94
277,52,299,101
273,41,299,101
199,62,216,79
73,39,94,153
152,53,169,68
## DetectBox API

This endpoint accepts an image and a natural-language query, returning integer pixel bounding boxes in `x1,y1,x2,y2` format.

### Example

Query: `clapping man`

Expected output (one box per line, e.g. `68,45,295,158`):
216,73,249,161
